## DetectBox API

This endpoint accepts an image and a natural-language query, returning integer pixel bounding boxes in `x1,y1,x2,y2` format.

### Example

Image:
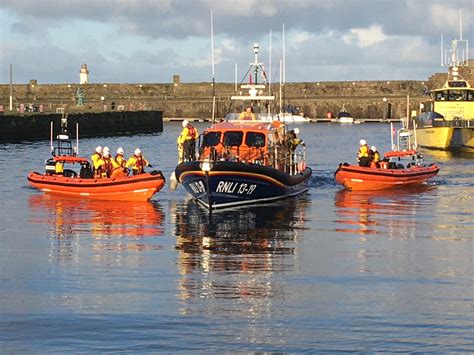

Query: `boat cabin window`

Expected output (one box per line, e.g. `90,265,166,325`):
223,131,243,147
245,132,266,148
448,81,468,88
435,91,448,101
435,90,470,101
448,90,467,101
467,90,474,101
203,131,222,147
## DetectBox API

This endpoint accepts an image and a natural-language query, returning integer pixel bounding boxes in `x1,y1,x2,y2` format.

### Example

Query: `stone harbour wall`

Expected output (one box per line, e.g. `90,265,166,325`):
1,65,473,120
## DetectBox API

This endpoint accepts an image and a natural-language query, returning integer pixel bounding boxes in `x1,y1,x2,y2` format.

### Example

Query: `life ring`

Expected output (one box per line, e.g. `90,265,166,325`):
297,161,306,173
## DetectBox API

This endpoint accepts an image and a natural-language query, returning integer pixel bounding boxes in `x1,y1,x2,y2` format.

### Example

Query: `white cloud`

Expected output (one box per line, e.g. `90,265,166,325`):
343,25,387,47
201,0,278,17
429,4,465,35
1,0,472,83
292,30,312,44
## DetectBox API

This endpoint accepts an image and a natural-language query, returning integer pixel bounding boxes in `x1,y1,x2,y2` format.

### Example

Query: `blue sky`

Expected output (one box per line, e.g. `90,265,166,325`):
0,0,472,84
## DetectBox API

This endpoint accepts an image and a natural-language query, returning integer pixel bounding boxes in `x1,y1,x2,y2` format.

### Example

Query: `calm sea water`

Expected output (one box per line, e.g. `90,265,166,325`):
0,122,473,352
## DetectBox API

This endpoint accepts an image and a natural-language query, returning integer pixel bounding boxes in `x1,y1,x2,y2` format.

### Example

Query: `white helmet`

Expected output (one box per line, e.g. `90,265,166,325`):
95,145,102,154
134,148,141,156
117,147,124,155
359,139,367,146
370,145,377,151
182,119,189,128
294,127,300,135
103,146,110,156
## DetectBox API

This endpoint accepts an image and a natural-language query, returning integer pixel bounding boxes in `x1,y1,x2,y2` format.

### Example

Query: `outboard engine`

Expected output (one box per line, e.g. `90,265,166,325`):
79,161,94,178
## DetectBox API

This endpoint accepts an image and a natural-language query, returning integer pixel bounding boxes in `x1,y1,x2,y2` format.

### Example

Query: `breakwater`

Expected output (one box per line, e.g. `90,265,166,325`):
0,110,163,142
0,80,430,120
1,67,472,120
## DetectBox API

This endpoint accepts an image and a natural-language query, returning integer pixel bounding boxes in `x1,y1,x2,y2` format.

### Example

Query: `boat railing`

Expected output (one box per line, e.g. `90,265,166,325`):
289,146,307,175
198,137,307,175
395,128,416,152
224,112,275,122
452,117,474,128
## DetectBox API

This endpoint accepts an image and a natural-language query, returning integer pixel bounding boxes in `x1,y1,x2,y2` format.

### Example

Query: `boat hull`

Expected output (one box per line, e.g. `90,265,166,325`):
452,127,474,149
175,161,311,209
27,171,166,201
336,117,354,124
416,125,474,150
334,164,439,191
415,126,454,150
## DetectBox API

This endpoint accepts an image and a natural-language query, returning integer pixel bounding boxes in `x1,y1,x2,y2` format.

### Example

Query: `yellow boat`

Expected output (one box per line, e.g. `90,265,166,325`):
415,36,474,151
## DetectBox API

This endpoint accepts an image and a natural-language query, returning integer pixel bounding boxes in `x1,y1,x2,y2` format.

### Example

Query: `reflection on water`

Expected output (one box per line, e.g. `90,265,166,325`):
333,185,436,236
421,148,474,161
28,194,165,264
172,197,310,317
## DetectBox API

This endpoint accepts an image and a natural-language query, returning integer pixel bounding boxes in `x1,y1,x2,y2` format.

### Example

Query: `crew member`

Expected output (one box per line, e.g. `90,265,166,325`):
96,146,114,178
111,147,128,178
286,128,306,173
287,128,306,152
357,139,370,167
91,146,102,178
115,147,126,167
369,145,381,168
239,106,256,120
126,148,152,175
177,120,198,163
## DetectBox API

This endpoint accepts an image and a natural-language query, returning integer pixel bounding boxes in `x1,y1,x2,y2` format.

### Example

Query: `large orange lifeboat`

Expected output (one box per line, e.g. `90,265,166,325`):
174,43,312,210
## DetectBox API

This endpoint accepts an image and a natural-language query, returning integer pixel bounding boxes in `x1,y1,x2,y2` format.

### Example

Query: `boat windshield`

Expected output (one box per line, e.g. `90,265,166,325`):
224,112,273,121
203,131,222,147
245,132,266,147
223,131,243,146
435,89,474,101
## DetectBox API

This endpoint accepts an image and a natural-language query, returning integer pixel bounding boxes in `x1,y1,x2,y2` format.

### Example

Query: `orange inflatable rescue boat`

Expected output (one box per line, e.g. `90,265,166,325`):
335,127,440,191
27,120,165,201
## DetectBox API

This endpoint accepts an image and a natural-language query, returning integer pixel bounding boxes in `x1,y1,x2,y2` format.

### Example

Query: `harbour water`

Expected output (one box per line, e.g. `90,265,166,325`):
0,123,473,352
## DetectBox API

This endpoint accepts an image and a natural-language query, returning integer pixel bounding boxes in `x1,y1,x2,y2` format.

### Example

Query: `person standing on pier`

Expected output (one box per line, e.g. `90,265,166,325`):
177,120,198,163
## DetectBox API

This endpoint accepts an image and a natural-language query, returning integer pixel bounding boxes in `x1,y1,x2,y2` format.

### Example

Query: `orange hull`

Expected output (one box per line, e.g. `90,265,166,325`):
334,164,439,191
27,171,166,201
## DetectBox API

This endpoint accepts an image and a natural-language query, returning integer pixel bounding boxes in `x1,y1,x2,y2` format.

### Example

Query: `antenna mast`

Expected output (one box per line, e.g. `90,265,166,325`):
269,29,272,95
441,9,468,80
211,10,216,124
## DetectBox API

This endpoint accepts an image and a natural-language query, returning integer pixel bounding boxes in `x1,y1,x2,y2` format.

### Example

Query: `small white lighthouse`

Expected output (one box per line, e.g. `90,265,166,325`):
79,63,89,84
